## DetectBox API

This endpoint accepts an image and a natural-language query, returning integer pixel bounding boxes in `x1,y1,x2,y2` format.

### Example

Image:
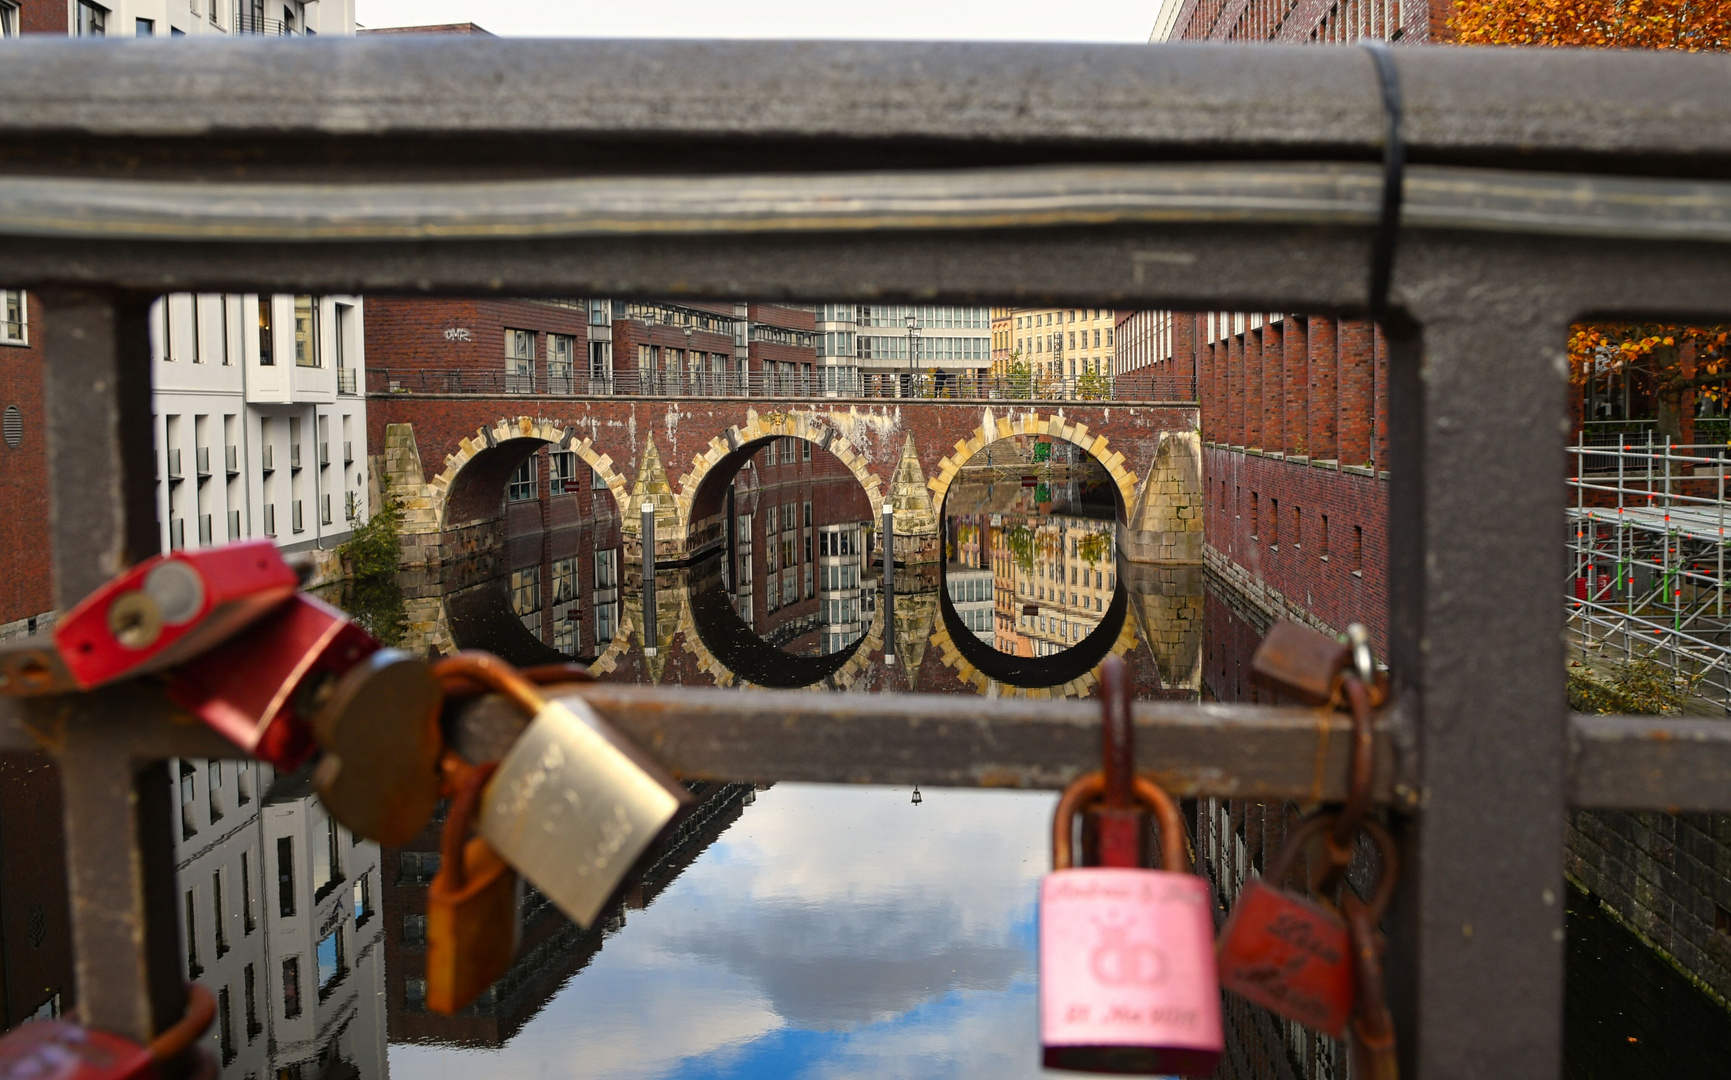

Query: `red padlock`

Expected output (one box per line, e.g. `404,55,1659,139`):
166,593,378,771
0,983,215,1080
1040,656,1223,1076
1215,813,1398,1038
49,541,300,692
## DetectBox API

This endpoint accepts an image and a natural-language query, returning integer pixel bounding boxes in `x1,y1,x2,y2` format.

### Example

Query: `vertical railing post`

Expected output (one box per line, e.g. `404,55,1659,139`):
34,289,186,1041
882,505,896,666
1385,309,1571,1078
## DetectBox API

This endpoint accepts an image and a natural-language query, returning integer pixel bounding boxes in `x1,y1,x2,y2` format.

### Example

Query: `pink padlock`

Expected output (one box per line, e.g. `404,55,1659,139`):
1040,771,1224,1074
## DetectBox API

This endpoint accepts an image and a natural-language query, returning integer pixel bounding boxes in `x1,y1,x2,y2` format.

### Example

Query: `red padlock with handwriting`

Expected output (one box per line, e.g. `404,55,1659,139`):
1216,814,1398,1037
166,593,377,770
1040,657,1222,1076
51,540,300,691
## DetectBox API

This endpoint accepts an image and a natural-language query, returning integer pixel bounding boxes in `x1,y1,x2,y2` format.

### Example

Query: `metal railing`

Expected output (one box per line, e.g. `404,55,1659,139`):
336,368,356,395
6,37,1731,1078
368,366,1197,403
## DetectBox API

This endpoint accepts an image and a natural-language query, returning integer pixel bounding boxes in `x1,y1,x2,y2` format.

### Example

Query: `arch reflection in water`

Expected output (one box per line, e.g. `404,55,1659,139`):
938,436,1133,689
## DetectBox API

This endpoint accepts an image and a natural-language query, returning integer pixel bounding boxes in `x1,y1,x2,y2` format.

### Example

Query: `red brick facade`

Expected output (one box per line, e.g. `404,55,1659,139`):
0,291,53,634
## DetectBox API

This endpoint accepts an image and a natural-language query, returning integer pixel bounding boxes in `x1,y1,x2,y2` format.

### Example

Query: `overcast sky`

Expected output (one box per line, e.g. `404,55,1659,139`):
354,0,1163,42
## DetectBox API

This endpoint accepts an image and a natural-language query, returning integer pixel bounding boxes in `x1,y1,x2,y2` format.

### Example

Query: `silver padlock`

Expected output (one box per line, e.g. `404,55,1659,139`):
437,653,692,929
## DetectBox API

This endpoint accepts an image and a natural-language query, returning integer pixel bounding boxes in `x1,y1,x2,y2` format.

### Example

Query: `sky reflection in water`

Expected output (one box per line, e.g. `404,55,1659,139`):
389,783,1061,1080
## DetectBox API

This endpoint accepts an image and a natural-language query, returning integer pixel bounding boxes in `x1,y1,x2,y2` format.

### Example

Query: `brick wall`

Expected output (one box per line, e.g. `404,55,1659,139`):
365,296,590,384
0,291,54,637
1203,445,1390,653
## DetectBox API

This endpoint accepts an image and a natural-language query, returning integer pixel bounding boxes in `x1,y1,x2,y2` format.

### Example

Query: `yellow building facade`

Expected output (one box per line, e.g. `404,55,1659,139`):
1004,307,1117,381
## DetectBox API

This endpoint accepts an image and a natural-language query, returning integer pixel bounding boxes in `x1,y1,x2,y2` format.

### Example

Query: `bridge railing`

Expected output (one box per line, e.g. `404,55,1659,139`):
6,36,1731,1078
367,366,1197,403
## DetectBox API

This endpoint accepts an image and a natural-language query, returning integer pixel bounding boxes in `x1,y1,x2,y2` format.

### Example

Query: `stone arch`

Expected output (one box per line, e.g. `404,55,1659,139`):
429,415,632,529
924,410,1139,519
674,409,886,550
930,595,1141,700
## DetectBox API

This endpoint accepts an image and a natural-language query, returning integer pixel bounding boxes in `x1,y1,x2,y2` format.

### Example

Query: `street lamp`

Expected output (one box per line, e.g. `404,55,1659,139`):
904,310,920,397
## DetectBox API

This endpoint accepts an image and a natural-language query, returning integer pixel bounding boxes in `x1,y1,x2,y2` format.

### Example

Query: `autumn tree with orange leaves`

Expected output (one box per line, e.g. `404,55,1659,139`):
1451,0,1731,438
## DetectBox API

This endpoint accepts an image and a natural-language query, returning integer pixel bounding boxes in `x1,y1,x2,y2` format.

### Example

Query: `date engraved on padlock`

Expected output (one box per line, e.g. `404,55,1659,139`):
479,695,689,928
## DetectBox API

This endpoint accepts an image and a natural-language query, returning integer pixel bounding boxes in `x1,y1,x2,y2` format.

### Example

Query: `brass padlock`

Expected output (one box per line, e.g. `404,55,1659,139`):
311,649,445,845
426,758,522,1016
438,652,693,929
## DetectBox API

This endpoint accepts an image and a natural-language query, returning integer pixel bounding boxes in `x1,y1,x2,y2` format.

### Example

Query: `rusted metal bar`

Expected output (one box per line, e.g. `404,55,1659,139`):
35,290,186,1042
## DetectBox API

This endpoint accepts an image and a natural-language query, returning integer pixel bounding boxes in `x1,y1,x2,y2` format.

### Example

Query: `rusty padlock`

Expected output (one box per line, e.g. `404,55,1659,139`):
426,758,523,1016
0,983,215,1080
164,593,378,771
1216,813,1399,1038
1040,656,1223,1076
309,649,446,845
437,653,693,930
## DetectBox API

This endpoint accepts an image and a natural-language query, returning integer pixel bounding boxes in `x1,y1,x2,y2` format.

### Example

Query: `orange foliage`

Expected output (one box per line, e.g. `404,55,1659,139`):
1451,0,1731,407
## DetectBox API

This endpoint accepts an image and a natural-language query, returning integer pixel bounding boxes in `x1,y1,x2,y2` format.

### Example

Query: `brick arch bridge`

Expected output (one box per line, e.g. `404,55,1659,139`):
370,396,1202,570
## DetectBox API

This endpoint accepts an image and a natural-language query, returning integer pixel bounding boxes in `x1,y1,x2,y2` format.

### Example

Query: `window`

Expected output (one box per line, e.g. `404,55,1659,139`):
76,0,107,35
243,964,260,1039
1320,515,1330,559
315,929,344,995
1,290,26,345
548,333,575,392
276,837,295,918
281,957,301,1019
135,17,154,34
1270,499,1279,546
1353,525,1364,574
293,296,318,366
217,986,234,1064
353,874,372,926
550,450,578,495
0,1,18,37
184,889,202,978
213,870,228,957
312,816,339,898
257,298,274,365
506,329,535,392
241,850,255,934
508,457,537,502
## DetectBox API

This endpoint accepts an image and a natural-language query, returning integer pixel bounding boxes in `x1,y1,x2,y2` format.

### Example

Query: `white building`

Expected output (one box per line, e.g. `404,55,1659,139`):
33,0,354,38
946,566,996,648
152,293,369,555
815,304,992,395
174,757,386,1080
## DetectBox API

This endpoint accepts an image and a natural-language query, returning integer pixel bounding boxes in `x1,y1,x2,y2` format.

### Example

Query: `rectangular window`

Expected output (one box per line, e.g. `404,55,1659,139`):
217,986,234,1064
185,889,202,978
240,850,255,933
1320,514,1330,559
281,957,301,1019
293,297,318,366
0,290,23,345
353,873,372,925
550,450,578,495
508,457,537,502
1250,493,1259,539
402,913,427,945
1270,499,1279,546
0,1,19,37
257,298,274,366
243,964,259,1039
1294,507,1303,548
213,870,228,957
548,333,575,392
276,836,295,918
316,929,344,994
506,329,535,392
1353,525,1364,573
76,0,106,35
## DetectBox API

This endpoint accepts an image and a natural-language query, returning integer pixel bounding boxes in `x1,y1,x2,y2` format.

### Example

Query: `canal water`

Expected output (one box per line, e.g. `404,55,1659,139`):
3,434,1722,1078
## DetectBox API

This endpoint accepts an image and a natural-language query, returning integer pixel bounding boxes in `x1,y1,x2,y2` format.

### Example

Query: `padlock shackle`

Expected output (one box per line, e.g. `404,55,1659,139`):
1263,812,1401,923
1053,772,1190,874
432,652,549,716
148,982,216,1063
441,760,498,893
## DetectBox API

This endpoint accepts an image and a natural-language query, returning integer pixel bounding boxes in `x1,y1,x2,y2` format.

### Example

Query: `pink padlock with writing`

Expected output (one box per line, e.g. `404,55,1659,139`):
1040,658,1223,1075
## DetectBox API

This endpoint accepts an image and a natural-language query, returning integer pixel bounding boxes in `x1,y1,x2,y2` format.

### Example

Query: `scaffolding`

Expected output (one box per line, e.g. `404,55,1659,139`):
1568,431,1731,711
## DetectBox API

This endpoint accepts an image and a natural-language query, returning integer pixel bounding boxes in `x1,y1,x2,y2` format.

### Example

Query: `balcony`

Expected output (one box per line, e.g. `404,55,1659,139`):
261,445,274,473
343,440,353,464
166,449,182,482
169,517,184,549
262,504,276,537
225,445,238,475
227,509,241,540
198,514,212,545
321,494,332,526
290,444,301,471
195,446,210,478
291,500,303,533
232,13,298,35
336,368,357,395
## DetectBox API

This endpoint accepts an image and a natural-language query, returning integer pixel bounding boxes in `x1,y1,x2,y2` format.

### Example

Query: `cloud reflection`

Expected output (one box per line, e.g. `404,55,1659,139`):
390,783,1062,1080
